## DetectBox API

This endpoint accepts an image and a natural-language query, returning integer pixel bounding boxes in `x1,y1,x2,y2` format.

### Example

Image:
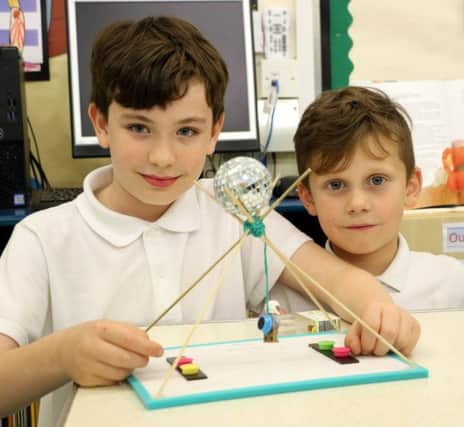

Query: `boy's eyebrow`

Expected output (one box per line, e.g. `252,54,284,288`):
176,116,208,125
120,113,208,125
120,113,153,123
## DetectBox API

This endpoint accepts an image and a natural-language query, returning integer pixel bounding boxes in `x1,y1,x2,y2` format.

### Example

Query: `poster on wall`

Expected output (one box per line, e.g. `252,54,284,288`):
352,80,464,208
0,0,49,80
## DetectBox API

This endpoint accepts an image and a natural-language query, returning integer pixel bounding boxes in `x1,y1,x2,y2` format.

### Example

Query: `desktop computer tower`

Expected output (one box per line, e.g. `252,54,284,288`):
0,46,30,209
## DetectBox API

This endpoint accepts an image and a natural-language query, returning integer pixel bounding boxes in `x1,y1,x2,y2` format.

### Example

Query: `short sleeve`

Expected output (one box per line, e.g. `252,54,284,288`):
0,222,50,346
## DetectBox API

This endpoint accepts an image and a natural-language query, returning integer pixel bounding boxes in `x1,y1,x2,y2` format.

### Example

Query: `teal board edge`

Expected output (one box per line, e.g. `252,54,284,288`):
128,334,428,411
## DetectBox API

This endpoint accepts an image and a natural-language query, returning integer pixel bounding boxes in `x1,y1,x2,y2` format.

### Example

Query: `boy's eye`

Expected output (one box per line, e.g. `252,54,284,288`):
327,180,344,191
177,127,197,137
369,175,386,186
128,124,149,134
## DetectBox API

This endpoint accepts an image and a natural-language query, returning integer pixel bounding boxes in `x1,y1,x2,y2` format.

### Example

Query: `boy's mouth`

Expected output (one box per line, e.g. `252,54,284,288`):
346,224,375,231
142,174,178,188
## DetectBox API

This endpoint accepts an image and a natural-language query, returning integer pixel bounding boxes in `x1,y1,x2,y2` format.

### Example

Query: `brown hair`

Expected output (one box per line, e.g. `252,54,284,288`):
90,16,229,124
294,86,415,183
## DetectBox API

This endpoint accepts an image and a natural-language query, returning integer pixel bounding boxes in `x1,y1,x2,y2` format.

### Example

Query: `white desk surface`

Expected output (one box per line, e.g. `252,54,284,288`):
63,311,464,426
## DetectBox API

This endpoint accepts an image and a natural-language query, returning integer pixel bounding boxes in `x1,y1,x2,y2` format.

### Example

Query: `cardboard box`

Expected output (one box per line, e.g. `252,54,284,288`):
401,207,464,260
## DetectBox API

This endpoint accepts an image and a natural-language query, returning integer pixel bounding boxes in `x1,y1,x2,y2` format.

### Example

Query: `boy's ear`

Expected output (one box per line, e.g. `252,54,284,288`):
88,103,110,149
404,167,423,208
207,113,225,155
297,182,318,216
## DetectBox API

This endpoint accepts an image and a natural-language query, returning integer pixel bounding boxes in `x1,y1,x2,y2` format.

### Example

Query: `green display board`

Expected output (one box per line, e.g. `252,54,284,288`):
321,0,354,89
330,0,353,88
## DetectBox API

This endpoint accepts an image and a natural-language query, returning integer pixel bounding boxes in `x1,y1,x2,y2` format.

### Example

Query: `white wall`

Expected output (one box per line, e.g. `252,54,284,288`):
349,0,464,80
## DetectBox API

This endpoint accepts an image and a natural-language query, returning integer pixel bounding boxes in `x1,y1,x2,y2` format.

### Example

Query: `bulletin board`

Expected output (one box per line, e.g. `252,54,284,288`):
320,0,353,89
0,0,49,80
128,332,428,410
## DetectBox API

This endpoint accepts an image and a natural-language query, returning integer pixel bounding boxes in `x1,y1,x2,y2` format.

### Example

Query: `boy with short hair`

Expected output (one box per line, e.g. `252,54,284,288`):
0,18,419,421
295,86,464,312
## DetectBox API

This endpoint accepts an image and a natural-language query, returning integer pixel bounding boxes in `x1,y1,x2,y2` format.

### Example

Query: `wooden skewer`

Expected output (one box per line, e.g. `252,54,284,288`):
224,187,255,223
262,167,312,219
271,174,281,192
155,234,246,397
262,235,415,366
145,234,248,333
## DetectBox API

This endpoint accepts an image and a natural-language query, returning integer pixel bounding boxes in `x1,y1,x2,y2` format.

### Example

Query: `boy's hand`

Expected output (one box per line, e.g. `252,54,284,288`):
57,320,163,387
344,302,421,357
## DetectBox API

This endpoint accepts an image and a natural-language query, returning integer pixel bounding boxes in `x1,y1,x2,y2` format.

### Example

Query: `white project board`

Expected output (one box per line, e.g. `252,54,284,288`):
128,332,428,410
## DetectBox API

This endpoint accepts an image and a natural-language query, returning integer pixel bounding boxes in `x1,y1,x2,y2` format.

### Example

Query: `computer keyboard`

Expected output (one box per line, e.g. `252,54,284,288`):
31,187,83,211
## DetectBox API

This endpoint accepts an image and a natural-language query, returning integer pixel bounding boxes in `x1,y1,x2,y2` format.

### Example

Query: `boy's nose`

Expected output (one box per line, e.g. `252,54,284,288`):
148,141,175,167
346,188,371,214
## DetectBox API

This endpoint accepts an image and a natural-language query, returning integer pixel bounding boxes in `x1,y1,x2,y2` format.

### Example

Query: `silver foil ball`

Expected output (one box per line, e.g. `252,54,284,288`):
213,157,272,218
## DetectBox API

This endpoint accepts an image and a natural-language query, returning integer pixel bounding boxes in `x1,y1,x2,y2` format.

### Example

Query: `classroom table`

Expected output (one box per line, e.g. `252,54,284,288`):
61,310,464,426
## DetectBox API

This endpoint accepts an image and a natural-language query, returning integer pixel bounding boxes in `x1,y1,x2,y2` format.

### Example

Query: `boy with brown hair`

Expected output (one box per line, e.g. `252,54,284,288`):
295,86,464,312
0,19,419,422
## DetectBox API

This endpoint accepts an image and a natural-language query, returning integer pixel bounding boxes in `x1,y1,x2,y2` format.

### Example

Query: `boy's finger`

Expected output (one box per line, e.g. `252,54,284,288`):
344,321,361,355
94,360,133,382
95,339,151,369
395,313,421,356
98,322,164,357
359,308,381,355
77,363,131,387
370,305,400,356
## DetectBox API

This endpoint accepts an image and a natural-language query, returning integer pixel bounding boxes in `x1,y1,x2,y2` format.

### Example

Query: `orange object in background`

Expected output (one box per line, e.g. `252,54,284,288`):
442,140,464,191
9,7,25,52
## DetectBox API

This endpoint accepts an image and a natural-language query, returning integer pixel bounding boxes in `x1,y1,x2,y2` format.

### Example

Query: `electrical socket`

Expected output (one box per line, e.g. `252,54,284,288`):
259,58,298,98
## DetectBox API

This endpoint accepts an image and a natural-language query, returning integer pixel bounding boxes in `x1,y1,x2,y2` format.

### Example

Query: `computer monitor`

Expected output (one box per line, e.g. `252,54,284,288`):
65,0,259,157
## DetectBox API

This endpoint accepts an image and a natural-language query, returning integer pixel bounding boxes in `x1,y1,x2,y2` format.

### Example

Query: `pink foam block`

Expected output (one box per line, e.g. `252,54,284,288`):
176,357,194,367
332,346,351,358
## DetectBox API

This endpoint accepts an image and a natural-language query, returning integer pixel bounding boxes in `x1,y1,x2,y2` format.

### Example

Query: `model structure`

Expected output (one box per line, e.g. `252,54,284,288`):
143,157,412,397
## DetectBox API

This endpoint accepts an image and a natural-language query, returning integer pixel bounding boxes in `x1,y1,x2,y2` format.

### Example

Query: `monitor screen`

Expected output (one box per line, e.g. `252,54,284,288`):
66,0,259,157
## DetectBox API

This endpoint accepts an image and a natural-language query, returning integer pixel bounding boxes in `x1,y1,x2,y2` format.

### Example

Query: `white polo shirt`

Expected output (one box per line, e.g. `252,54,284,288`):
0,165,309,347
326,234,464,311
0,165,311,427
